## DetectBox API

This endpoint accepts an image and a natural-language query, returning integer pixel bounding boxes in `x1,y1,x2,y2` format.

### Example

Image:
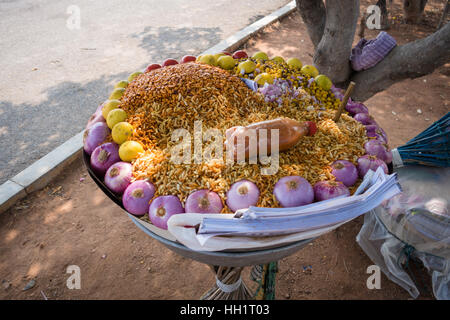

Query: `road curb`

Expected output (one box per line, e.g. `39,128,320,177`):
0,1,297,214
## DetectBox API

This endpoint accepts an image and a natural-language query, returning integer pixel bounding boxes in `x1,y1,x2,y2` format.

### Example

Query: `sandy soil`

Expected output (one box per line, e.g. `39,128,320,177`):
0,1,448,300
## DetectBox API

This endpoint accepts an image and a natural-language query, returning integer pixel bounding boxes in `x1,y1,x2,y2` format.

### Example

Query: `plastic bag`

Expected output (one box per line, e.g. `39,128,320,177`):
357,165,450,299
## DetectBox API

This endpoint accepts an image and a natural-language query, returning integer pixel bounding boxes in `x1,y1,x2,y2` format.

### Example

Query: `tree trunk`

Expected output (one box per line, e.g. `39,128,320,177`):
351,22,450,101
376,0,390,29
313,0,360,85
297,0,449,101
403,0,428,23
437,1,449,30
295,0,326,49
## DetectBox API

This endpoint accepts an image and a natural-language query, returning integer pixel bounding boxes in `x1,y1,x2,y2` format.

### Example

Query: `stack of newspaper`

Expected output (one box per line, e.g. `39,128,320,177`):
197,167,401,239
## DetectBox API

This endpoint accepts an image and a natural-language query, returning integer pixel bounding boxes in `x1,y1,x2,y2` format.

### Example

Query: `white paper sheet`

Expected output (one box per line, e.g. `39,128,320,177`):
167,168,402,252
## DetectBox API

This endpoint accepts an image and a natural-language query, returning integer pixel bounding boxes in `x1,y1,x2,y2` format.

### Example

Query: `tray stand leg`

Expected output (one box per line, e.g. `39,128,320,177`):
200,265,254,300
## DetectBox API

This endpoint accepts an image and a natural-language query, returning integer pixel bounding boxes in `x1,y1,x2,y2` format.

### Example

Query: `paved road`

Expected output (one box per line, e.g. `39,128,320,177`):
0,0,289,184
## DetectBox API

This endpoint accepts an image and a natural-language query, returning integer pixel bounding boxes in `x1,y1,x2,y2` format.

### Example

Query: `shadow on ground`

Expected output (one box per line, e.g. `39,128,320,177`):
132,26,222,61
0,71,129,184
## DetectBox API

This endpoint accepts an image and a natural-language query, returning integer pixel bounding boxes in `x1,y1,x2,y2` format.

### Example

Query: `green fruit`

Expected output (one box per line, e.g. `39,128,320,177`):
119,141,144,162
128,71,143,82
237,60,256,74
109,87,125,100
102,99,121,119
271,56,285,64
198,54,216,66
217,55,236,70
254,73,274,85
314,74,332,91
287,57,302,69
114,80,129,89
106,108,127,129
301,64,319,78
252,51,268,60
112,122,133,144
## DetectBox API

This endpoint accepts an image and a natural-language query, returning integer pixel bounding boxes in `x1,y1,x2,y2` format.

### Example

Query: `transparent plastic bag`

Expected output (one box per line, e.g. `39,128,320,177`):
357,165,450,299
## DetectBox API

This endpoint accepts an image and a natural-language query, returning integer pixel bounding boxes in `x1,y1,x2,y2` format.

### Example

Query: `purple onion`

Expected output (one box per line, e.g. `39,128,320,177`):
333,91,344,100
226,180,260,212
313,180,350,201
357,155,388,178
185,190,223,213
365,125,388,144
345,101,369,116
273,176,314,208
90,142,120,177
149,195,185,230
86,104,106,129
331,85,344,95
122,180,156,216
331,85,344,100
83,122,110,155
104,162,132,194
364,140,393,163
331,160,358,187
353,113,377,126
258,79,295,103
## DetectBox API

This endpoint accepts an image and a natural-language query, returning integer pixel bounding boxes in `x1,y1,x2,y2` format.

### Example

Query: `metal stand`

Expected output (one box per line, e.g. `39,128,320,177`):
200,262,279,300
201,266,254,300
129,214,312,300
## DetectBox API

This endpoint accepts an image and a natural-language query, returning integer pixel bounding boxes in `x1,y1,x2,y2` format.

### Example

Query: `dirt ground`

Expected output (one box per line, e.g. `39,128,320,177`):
0,1,448,300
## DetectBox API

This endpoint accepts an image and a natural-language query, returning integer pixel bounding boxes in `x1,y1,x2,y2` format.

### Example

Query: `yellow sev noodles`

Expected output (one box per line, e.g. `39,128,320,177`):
118,63,367,212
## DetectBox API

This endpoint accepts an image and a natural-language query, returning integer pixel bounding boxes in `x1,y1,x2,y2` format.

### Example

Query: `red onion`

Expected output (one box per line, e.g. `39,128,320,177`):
83,122,110,155
365,125,388,144
364,140,393,163
313,180,350,201
185,190,223,213
86,104,106,129
226,180,260,212
332,89,345,101
149,195,185,230
357,155,388,178
331,85,344,95
353,113,377,126
345,101,369,116
331,160,358,187
90,142,120,177
122,180,156,216
273,176,314,207
104,162,132,194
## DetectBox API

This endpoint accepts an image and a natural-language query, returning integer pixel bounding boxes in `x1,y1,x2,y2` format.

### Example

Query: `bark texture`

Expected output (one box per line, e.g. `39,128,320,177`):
295,0,326,48
314,0,360,84
403,0,428,24
296,0,359,84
